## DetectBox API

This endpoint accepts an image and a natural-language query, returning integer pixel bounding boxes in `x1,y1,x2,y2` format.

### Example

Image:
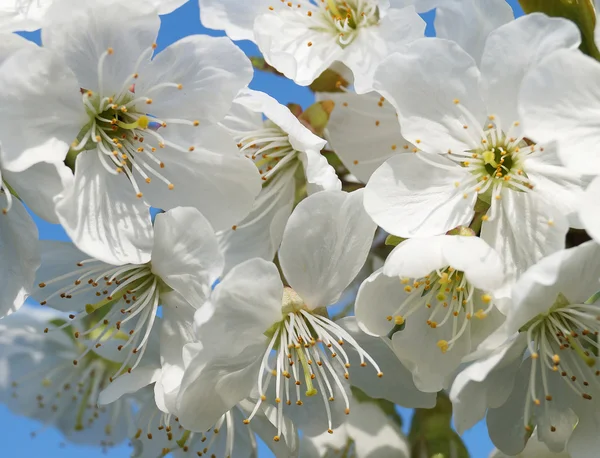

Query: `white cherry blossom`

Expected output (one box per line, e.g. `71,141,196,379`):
0,0,260,265
32,207,223,381
175,190,433,440
450,241,600,457
0,307,140,451
367,17,586,297
200,0,426,93
356,235,506,392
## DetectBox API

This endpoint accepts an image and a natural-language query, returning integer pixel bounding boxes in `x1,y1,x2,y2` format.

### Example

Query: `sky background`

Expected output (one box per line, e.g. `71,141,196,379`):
6,0,525,456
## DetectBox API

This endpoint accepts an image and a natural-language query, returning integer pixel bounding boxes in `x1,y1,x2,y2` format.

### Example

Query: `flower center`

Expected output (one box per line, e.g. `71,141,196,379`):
520,293,600,433
247,289,382,440
67,45,200,199
387,266,494,354
319,0,379,47
235,121,298,183
10,343,125,446
37,258,169,378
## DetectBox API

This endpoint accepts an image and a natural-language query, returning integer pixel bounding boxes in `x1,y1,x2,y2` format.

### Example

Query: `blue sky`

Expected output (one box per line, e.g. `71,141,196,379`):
6,0,525,456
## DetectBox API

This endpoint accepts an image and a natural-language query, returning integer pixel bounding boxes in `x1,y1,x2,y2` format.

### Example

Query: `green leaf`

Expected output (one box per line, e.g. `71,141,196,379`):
409,393,470,458
519,0,600,60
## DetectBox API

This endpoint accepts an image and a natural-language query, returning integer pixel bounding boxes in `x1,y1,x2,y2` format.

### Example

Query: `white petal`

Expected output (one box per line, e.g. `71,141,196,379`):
151,207,224,307
279,189,376,310
42,0,160,96
194,258,283,350
579,176,600,243
139,124,262,232
323,91,410,183
217,169,295,275
199,0,269,41
254,11,345,87
567,409,600,458
98,366,160,405
356,269,408,337
0,32,36,64
153,0,187,15
435,0,513,65
136,35,253,124
4,161,73,224
524,142,589,229
340,6,425,94
450,334,527,434
373,38,484,155
234,89,326,153
0,198,39,318
0,46,84,172
338,317,437,408
480,189,568,306
0,0,54,31
505,241,600,335
364,153,476,237
300,149,342,194
176,341,265,432
55,151,154,266
480,13,580,126
519,49,600,175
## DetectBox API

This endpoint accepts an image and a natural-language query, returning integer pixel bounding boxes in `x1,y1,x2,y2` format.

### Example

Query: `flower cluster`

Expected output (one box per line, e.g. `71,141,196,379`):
1,0,600,457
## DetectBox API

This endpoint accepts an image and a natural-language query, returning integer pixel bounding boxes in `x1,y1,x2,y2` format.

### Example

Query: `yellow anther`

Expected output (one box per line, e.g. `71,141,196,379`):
437,340,449,353
475,309,487,320
481,294,492,304
439,272,450,285
394,316,405,326
404,285,412,293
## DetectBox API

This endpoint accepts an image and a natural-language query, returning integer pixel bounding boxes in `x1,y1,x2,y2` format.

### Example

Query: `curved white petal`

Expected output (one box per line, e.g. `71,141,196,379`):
505,241,600,336
480,189,569,306
254,11,345,87
279,189,376,310
0,198,39,318
338,317,437,408
0,0,54,31
341,6,425,94
176,341,266,433
300,149,342,194
42,0,160,96
524,142,589,229
364,153,476,237
450,334,527,434
373,38,484,155
323,91,411,183
0,32,36,63
194,258,283,350
579,176,600,243
481,13,581,126
0,46,84,172
519,49,600,175
384,235,505,292
136,35,253,124
356,269,408,337
4,161,73,224
55,151,154,266
435,0,514,65
217,169,295,275
139,124,262,232
151,207,224,307
199,0,270,41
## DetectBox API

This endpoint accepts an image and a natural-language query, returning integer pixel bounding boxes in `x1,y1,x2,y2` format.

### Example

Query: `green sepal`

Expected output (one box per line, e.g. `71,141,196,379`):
309,68,350,93
385,235,406,246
